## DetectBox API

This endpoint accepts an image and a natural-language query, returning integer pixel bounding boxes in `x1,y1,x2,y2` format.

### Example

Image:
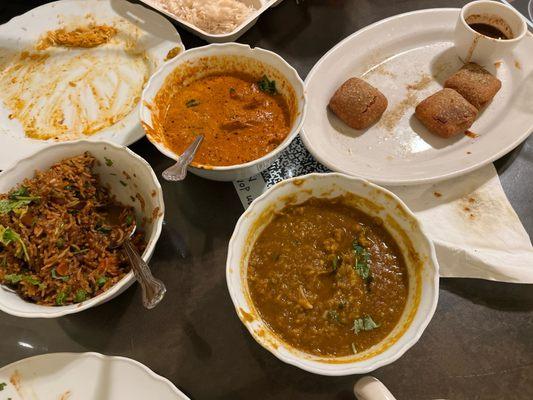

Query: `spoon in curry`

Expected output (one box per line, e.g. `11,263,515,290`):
104,204,166,309
162,134,204,181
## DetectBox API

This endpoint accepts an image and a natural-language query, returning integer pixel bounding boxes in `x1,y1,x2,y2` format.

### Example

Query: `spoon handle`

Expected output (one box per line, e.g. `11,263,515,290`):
162,135,204,181
123,240,166,309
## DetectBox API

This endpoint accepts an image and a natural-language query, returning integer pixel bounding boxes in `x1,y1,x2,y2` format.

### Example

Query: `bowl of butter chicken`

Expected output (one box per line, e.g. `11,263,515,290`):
226,173,439,375
140,43,306,181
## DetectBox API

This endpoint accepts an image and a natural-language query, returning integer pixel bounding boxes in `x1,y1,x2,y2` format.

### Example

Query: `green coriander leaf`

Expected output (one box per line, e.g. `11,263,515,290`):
326,309,340,323
104,157,113,167
23,275,41,286
0,199,32,214
9,187,29,198
0,226,29,262
352,315,380,334
4,274,23,284
56,292,67,306
51,268,69,282
257,75,277,94
0,382,6,391
332,255,341,271
96,225,112,234
185,99,200,108
74,289,87,303
125,215,133,226
97,276,108,287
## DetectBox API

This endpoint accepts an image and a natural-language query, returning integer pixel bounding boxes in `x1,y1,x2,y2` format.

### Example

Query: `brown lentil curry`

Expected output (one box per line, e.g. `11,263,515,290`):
247,197,409,357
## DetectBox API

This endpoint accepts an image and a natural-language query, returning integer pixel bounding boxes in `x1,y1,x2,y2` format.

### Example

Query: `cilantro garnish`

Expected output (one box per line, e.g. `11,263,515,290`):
257,75,277,94
185,99,200,108
352,315,380,334
0,225,29,262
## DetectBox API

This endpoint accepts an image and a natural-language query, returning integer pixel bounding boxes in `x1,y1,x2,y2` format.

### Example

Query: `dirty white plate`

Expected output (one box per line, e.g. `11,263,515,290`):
0,0,183,170
0,352,189,399
302,8,533,185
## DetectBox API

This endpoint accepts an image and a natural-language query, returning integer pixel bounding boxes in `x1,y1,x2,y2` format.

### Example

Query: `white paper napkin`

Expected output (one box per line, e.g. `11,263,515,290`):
389,164,533,283
235,160,533,283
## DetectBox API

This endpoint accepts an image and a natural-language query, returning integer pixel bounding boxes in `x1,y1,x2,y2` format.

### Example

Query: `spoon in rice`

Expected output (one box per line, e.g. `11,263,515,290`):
162,134,204,181
104,204,166,309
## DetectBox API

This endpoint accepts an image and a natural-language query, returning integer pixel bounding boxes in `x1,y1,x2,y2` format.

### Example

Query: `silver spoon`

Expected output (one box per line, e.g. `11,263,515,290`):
105,205,166,309
162,135,204,181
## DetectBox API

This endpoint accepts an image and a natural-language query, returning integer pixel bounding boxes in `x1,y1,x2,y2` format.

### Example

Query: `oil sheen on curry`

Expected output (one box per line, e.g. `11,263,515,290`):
153,71,293,166
247,197,409,357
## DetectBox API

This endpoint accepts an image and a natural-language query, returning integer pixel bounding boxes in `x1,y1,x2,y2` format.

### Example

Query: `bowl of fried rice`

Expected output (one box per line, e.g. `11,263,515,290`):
0,140,164,318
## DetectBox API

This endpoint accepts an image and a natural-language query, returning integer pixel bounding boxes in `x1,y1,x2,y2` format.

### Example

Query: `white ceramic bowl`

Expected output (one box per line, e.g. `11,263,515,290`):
0,141,164,318
140,43,306,182
138,0,285,43
0,352,189,399
226,173,439,375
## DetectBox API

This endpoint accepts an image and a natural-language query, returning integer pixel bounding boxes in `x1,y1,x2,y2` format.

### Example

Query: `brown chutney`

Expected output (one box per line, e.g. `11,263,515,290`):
247,196,409,357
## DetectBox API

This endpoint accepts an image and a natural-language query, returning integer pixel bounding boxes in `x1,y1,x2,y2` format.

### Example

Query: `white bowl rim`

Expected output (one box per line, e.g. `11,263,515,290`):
140,42,307,172
226,172,440,375
0,352,185,397
0,139,165,319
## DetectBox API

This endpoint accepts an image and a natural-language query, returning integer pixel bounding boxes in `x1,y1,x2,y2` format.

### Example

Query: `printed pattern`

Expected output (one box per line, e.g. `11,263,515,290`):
261,135,329,187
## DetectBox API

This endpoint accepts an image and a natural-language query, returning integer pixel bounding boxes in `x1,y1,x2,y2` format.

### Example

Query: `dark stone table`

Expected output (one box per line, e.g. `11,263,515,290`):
1,1,532,399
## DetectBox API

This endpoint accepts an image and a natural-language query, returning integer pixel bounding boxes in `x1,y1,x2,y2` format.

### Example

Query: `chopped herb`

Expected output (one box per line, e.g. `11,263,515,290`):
332,255,341,271
104,157,113,167
229,87,236,95
4,274,22,284
353,240,372,283
119,180,127,187
56,292,67,306
185,99,200,108
72,248,89,255
0,225,29,262
51,268,69,282
9,187,29,198
352,315,380,334
56,238,65,249
23,275,41,286
338,300,346,309
326,309,340,323
0,187,40,215
257,75,277,94
64,185,73,190
74,289,87,303
96,225,112,234
97,276,108,287
125,215,134,226
0,382,6,391
351,343,357,354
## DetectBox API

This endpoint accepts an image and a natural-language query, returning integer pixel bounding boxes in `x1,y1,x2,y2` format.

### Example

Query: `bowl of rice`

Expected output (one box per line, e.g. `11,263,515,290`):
0,140,164,318
139,0,285,43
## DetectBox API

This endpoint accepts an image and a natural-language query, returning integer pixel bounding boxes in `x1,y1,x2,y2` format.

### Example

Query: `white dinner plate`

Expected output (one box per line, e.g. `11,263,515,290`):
301,8,533,185
0,0,183,170
0,352,189,399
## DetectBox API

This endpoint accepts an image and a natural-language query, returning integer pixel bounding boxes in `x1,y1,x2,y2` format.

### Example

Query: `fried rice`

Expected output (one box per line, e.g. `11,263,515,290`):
0,152,144,306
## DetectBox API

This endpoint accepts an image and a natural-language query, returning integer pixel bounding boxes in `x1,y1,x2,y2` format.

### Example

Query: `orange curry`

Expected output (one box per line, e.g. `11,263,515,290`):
155,72,292,166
